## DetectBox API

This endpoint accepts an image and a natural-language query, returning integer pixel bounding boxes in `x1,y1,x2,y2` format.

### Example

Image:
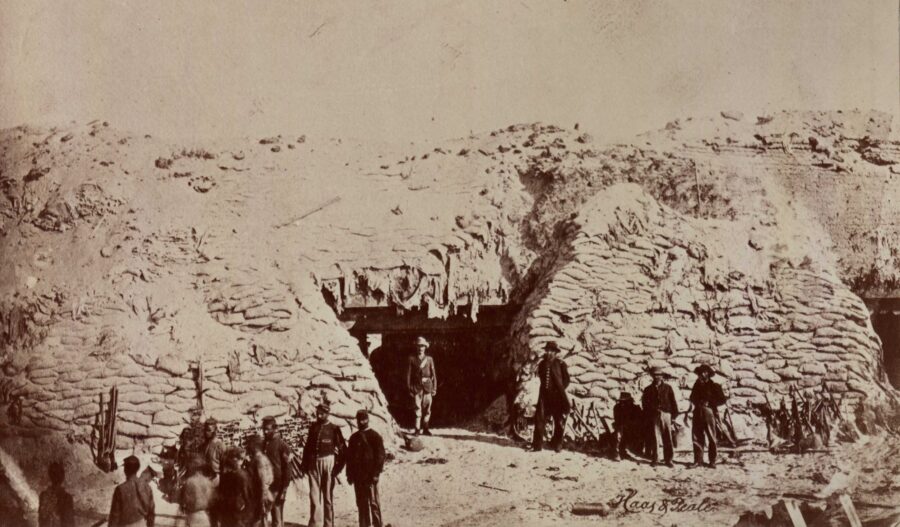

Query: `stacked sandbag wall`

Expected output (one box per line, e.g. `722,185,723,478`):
510,184,893,437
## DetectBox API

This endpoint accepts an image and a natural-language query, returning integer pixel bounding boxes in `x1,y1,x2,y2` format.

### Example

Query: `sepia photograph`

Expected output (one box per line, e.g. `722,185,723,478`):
1,1,899,525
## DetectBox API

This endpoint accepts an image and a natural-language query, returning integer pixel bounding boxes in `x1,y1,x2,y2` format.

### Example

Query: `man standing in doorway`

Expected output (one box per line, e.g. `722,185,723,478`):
532,341,570,452
689,364,727,468
407,336,437,436
641,366,678,467
346,409,386,527
262,417,292,527
300,400,346,527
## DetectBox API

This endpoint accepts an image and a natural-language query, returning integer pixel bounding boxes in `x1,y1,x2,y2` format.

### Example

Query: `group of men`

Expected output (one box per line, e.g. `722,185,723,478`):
37,337,726,526
55,400,387,527
532,341,728,467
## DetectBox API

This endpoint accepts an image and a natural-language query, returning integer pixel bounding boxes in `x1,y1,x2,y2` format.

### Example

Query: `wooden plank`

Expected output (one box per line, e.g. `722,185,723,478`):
571,502,610,516
784,500,808,527
838,494,863,527
339,305,518,332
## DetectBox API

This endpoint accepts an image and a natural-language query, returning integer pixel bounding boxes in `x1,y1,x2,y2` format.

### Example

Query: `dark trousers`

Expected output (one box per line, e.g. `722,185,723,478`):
270,495,285,527
692,406,718,465
533,403,566,450
353,481,383,527
649,410,674,463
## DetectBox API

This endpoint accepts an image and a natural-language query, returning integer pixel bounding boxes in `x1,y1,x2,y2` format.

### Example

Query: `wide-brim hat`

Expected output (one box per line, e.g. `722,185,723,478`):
316,400,331,412
647,366,668,377
618,392,633,401
415,336,429,348
544,341,561,352
694,364,716,376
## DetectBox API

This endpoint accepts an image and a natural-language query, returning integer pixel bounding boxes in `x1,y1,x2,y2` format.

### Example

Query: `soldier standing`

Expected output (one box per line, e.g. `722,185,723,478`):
178,455,215,527
612,392,641,461
38,461,75,527
201,419,227,481
218,448,255,527
200,418,226,527
531,341,570,452
641,366,678,467
689,364,727,468
300,400,346,527
262,416,292,527
406,336,437,436
346,409,386,527
245,434,274,527
107,455,155,527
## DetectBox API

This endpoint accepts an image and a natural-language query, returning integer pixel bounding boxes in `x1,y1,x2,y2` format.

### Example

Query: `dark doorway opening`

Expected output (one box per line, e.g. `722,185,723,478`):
343,306,517,429
871,312,900,389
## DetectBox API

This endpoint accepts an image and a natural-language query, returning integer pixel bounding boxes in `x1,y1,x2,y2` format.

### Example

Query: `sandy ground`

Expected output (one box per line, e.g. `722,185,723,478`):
37,427,896,527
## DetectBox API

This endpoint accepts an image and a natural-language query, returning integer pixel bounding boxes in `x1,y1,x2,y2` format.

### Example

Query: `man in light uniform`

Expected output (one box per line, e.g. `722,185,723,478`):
406,336,437,435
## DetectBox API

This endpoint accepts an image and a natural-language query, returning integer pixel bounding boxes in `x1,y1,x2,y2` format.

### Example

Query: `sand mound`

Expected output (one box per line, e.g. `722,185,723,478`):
0,113,898,510
510,183,893,435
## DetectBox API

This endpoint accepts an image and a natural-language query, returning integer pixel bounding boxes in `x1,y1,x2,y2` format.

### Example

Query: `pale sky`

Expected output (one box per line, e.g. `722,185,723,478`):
1,0,897,144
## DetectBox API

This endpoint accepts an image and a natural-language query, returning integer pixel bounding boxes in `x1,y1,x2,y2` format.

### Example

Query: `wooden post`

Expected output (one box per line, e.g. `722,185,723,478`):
107,386,118,470
783,500,808,527
838,494,862,527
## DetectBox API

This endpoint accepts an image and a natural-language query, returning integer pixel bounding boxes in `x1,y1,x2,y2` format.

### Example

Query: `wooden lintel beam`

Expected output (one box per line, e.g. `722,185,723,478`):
338,305,519,334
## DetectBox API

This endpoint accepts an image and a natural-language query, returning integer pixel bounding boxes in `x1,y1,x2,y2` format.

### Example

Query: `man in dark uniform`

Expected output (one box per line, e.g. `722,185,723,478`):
612,392,641,461
39,461,75,527
689,364,727,468
108,455,155,527
346,409,386,527
531,341,570,452
218,448,254,527
200,418,226,527
262,416,292,527
300,401,346,527
641,366,678,467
